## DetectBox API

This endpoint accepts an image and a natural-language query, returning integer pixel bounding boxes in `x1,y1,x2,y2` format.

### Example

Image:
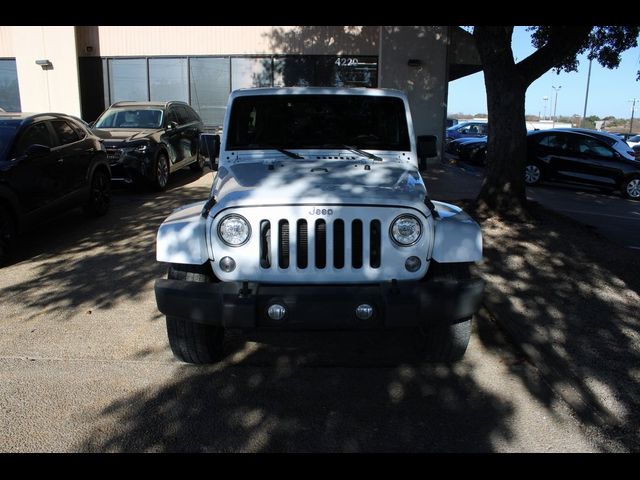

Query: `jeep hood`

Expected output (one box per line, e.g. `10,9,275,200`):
213,159,427,208
92,128,160,144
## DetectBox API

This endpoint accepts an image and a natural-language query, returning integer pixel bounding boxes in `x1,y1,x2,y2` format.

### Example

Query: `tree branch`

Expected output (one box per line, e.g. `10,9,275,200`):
515,26,592,86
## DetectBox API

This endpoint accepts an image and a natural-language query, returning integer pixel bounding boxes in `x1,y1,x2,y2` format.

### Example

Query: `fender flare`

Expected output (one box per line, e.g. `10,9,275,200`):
431,201,483,263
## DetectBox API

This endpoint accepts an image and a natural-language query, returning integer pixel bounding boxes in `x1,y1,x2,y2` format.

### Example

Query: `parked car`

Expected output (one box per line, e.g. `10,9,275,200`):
0,112,111,264
446,118,459,128
626,134,640,148
154,87,485,364
525,128,640,199
91,101,205,191
445,121,488,143
445,136,487,165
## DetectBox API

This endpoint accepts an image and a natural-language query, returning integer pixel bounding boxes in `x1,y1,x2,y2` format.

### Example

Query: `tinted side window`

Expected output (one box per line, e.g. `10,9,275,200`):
14,122,53,155
174,106,191,125
575,137,615,158
51,120,80,145
537,134,569,150
68,120,87,139
166,108,178,125
185,106,201,123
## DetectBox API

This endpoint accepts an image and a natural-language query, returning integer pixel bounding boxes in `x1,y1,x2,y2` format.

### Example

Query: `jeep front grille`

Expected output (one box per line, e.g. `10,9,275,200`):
261,217,382,270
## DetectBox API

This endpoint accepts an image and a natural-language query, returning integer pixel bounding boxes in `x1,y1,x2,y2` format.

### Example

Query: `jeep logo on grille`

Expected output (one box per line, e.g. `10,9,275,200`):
309,207,333,216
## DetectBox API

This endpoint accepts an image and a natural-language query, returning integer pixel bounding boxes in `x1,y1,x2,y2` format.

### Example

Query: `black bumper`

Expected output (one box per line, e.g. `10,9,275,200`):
154,278,485,330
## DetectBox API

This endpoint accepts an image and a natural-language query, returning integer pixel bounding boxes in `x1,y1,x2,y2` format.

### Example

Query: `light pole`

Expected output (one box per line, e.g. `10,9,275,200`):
582,58,593,128
630,98,638,134
552,85,562,127
543,96,549,120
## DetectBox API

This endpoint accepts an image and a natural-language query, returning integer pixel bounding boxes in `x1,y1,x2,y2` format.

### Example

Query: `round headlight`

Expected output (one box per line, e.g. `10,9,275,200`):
390,215,422,246
218,214,251,246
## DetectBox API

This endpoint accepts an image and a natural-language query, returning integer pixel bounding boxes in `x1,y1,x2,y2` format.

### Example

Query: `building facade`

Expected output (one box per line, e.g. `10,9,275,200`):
0,26,480,156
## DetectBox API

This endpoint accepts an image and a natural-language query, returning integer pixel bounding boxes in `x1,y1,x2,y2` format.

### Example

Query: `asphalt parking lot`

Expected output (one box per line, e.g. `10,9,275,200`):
434,160,640,252
0,167,617,452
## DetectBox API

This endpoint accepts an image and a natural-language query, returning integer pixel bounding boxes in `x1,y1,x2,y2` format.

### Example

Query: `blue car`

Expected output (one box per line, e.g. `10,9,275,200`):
445,121,488,143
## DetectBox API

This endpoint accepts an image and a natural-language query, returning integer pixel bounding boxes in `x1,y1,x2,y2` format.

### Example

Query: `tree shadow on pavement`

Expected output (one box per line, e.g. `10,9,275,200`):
468,201,640,452
77,329,515,452
0,169,213,317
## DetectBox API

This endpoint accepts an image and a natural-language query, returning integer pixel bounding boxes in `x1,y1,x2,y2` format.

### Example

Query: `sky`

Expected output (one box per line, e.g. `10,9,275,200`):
447,27,640,120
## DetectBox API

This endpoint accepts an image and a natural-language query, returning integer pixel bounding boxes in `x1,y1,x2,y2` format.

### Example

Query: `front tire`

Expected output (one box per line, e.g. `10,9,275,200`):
165,263,224,364
152,151,170,191
83,169,111,217
621,175,640,200
420,262,473,362
0,205,16,266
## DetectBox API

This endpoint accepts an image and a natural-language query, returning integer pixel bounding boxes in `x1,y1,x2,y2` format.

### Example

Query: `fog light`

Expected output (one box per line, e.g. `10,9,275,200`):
355,304,374,320
405,256,421,272
219,256,236,272
267,304,287,320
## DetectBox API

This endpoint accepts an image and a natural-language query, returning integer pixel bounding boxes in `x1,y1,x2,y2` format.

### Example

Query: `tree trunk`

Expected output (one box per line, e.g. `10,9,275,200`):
473,27,529,219
476,68,528,218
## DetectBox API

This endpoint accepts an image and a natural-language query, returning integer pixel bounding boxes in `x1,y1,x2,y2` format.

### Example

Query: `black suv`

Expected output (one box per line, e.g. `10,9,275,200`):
92,101,205,190
0,112,111,263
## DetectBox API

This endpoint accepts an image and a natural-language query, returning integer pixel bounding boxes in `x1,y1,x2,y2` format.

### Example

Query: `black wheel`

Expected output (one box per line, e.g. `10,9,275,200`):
152,151,170,191
189,148,205,172
621,176,640,200
165,263,224,364
420,262,473,362
0,205,16,266
83,169,111,217
524,164,542,186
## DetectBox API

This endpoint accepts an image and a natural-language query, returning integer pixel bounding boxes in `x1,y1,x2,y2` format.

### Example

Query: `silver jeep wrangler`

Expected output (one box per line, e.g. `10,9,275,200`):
154,87,484,363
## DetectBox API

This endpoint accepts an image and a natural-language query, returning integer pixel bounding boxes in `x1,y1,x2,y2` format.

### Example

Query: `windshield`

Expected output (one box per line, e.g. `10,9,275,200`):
94,108,164,129
0,124,18,158
226,95,410,151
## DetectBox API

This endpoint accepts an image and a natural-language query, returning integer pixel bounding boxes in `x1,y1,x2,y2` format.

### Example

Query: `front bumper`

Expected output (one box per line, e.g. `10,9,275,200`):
107,150,155,183
154,278,485,330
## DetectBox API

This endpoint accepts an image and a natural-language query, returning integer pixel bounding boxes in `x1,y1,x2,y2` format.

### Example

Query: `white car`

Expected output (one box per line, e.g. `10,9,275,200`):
154,87,485,364
627,135,640,148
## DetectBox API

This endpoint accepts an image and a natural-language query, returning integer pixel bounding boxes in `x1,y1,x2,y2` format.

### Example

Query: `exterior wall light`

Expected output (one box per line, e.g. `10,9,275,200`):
35,59,53,69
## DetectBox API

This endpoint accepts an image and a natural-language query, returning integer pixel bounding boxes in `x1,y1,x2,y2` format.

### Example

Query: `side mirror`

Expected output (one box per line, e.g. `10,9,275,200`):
417,135,438,171
24,144,51,157
167,121,178,131
199,133,220,171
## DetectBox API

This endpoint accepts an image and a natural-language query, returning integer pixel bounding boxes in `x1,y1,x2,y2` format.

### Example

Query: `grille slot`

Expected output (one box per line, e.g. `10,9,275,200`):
333,219,345,269
297,219,308,269
370,220,381,268
278,220,289,269
315,219,327,269
351,219,363,269
260,220,271,268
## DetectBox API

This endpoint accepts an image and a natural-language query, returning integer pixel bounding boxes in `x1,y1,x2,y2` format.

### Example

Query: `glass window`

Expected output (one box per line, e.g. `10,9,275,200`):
0,59,21,112
15,122,53,155
149,58,188,103
227,95,410,151
0,124,19,158
231,58,273,90
95,108,164,129
189,58,230,126
174,106,191,125
109,59,148,103
273,56,377,88
576,137,615,158
51,120,80,145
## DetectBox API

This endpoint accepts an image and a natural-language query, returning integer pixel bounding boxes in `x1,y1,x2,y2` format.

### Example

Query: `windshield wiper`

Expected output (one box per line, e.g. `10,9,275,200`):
270,146,303,159
322,144,382,161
